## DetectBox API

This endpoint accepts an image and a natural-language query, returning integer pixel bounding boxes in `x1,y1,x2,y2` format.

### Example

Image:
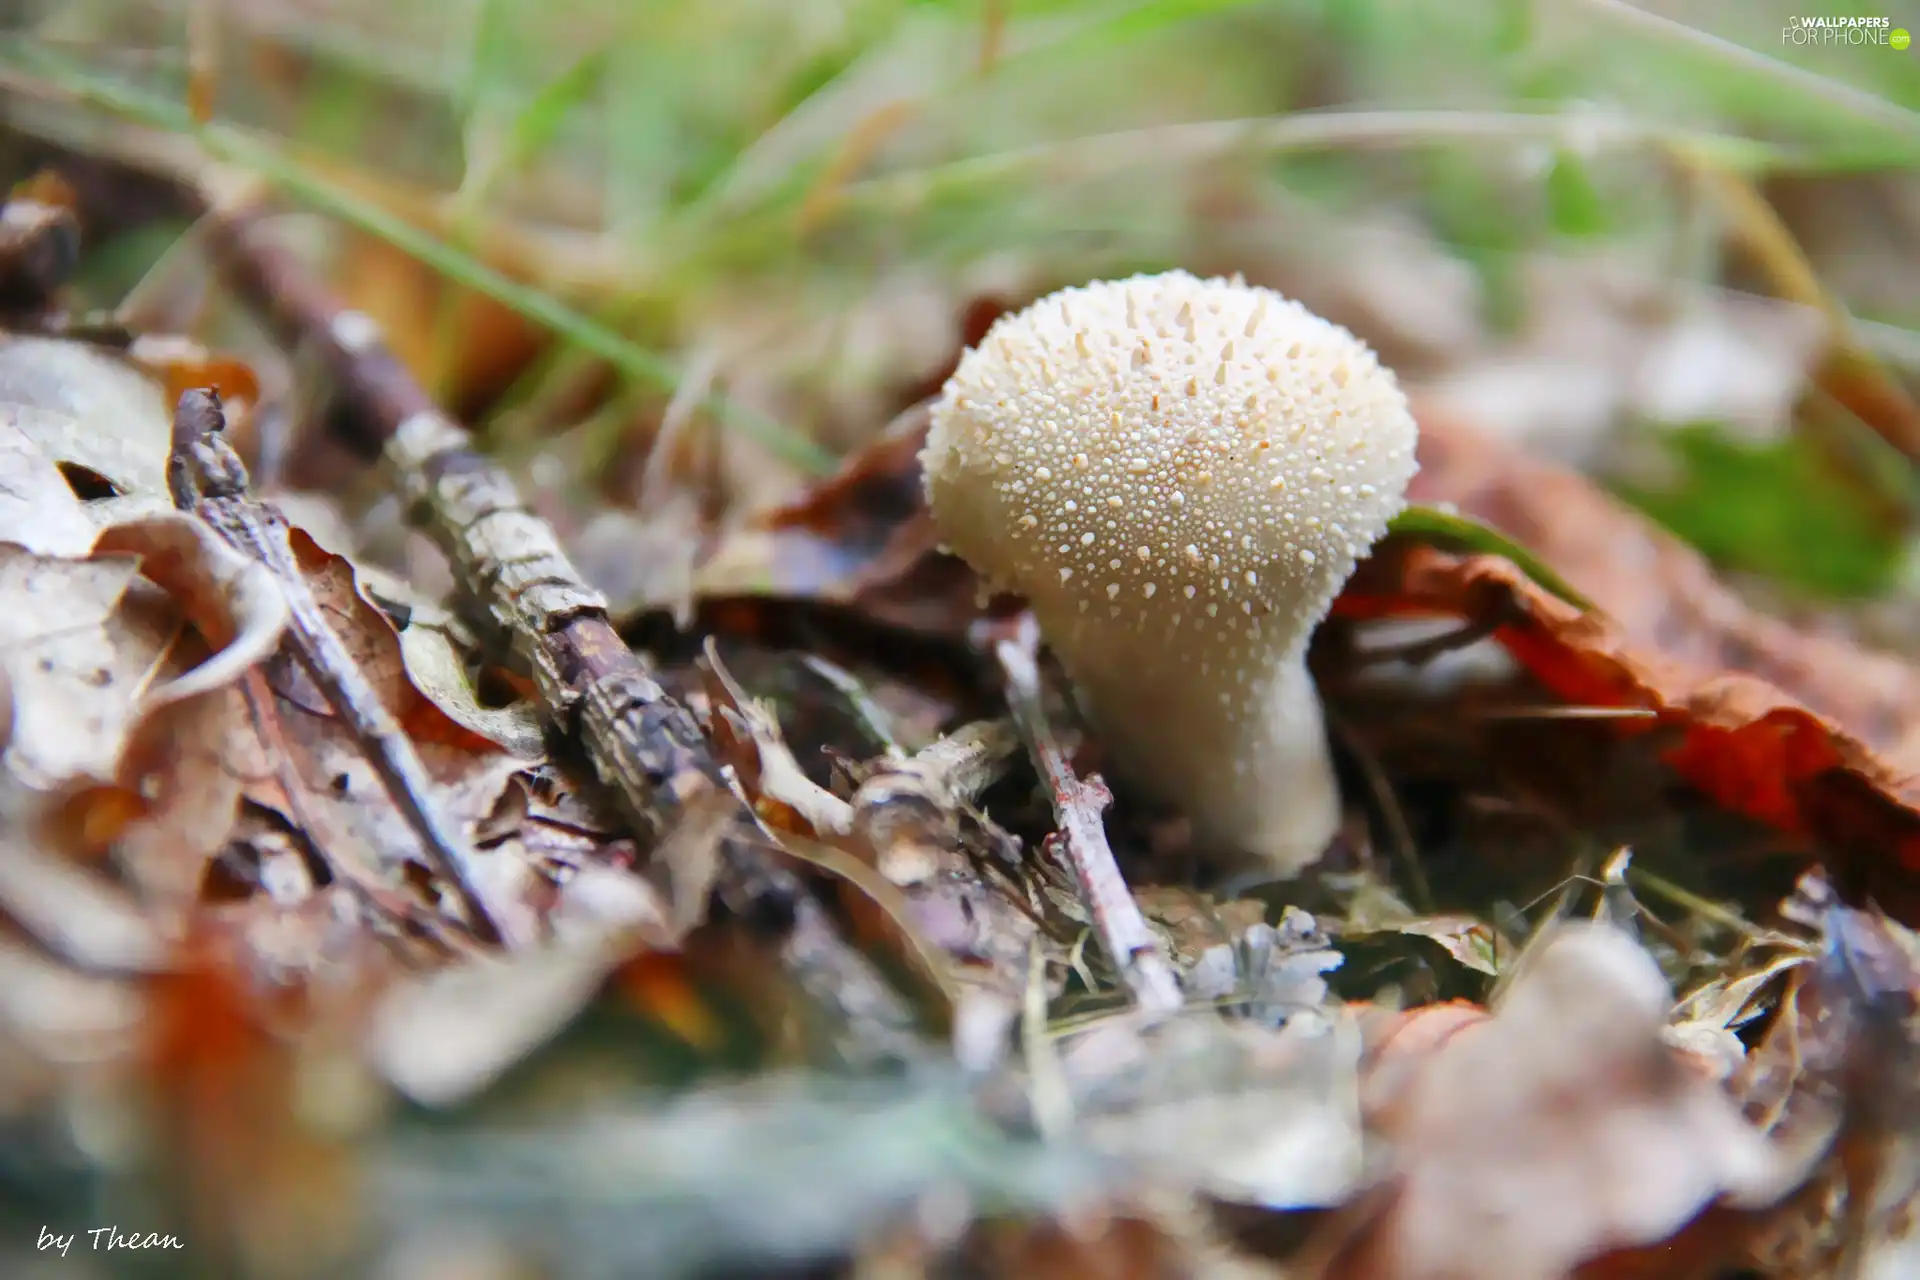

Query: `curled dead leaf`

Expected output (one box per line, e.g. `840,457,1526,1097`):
1340,407,1920,916
395,621,545,758
93,511,289,713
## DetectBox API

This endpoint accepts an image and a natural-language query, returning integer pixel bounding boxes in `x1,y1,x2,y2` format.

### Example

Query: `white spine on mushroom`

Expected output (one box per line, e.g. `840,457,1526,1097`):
921,270,1419,874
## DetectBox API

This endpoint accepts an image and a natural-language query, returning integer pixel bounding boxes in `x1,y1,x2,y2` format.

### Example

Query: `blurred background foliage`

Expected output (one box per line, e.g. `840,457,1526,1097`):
2,0,1919,598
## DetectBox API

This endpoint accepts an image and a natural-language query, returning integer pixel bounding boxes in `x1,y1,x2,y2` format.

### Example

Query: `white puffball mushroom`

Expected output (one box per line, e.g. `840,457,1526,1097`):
921,270,1419,874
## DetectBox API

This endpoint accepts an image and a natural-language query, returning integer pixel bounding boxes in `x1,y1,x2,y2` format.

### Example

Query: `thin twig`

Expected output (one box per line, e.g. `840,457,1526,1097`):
169,389,515,946
990,614,1182,1013
234,665,475,956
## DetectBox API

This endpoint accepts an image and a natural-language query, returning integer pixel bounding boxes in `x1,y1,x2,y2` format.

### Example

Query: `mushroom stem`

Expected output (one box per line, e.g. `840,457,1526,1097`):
1055,617,1338,873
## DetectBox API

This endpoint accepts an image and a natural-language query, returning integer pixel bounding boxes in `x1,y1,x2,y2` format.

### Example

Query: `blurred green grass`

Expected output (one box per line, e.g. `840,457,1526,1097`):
4,0,1920,598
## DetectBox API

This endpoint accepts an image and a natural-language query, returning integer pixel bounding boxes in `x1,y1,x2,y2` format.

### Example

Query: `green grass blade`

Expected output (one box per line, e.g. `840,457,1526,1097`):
1388,505,1594,611
0,37,837,477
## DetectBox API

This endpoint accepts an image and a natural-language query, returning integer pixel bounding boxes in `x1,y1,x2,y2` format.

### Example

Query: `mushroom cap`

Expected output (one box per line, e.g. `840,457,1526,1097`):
921,270,1418,651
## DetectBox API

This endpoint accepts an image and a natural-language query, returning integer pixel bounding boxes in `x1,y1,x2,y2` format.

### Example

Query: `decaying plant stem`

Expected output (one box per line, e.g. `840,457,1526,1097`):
853,718,1019,810
202,199,926,1065
991,613,1183,1013
847,718,1019,859
169,388,514,946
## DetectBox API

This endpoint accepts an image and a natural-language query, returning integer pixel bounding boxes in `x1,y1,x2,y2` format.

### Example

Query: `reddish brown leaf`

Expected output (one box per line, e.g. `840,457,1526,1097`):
283,527,503,752
143,939,364,1278
1339,405,1920,913
614,949,728,1051
126,336,263,424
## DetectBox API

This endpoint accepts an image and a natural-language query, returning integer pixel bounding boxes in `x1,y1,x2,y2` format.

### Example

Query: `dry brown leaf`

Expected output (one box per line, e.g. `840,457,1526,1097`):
702,642,855,839
280,527,505,751
1399,404,1920,712
0,414,99,555
394,618,545,758
0,486,282,912
0,334,175,528
106,686,257,918
11,513,288,917
44,506,549,940
104,524,546,936
240,686,533,934
698,646,993,1025
1328,921,1801,1280
0,548,171,787
1381,916,1502,978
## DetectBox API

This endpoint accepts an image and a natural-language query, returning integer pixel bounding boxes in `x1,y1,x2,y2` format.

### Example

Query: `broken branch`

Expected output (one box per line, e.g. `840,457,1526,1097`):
990,613,1182,1013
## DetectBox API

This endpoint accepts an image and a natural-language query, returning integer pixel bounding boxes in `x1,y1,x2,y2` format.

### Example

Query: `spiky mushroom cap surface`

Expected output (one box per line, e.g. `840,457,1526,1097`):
921,270,1418,872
